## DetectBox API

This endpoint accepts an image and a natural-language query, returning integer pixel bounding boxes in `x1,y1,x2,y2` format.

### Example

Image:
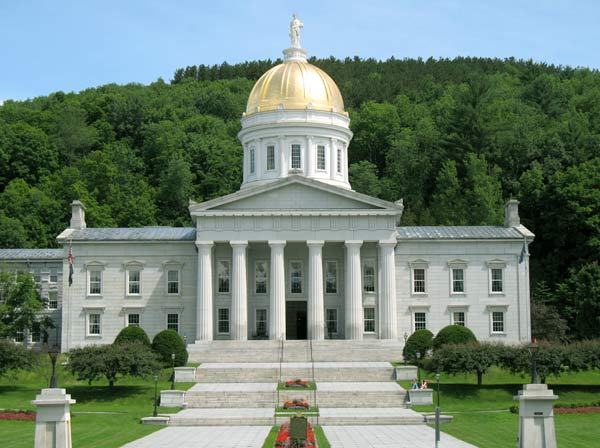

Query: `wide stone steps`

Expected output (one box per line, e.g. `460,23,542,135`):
184,383,276,409
317,408,425,425
315,382,406,408
168,408,275,426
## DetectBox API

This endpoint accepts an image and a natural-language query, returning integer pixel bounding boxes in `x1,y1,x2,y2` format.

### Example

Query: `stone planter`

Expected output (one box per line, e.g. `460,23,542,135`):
395,365,418,380
408,388,433,405
160,390,186,407
174,367,196,382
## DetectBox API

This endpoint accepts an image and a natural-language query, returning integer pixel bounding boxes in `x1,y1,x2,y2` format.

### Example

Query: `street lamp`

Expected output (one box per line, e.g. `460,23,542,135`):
171,353,176,390
153,374,158,417
48,344,59,388
416,351,421,384
528,339,539,384
435,370,441,448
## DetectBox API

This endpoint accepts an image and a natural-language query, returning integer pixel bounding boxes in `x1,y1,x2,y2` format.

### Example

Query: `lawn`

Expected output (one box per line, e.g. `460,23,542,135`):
0,355,194,448
401,366,600,447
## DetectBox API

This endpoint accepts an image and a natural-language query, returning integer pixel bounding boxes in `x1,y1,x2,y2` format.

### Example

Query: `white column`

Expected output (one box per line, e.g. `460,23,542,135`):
379,240,398,340
330,137,336,181
196,241,214,341
269,240,287,340
279,136,288,177
345,240,363,340
307,240,325,340
230,241,248,340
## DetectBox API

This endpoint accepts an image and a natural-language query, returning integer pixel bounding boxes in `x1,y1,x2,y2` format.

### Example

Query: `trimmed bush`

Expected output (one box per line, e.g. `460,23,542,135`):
152,330,188,366
403,329,434,363
113,326,151,347
433,325,477,349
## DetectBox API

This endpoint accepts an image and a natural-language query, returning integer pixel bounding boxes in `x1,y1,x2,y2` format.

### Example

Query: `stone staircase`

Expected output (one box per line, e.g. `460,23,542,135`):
168,340,423,427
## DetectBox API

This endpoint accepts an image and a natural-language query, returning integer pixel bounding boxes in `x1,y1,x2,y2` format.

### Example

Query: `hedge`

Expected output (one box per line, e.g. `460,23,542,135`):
151,330,188,366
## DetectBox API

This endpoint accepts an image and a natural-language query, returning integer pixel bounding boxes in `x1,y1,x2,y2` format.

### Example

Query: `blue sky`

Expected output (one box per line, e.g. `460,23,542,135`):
1,0,598,101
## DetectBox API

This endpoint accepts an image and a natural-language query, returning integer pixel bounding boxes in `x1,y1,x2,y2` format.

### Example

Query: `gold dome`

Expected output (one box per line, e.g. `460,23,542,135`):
246,61,345,115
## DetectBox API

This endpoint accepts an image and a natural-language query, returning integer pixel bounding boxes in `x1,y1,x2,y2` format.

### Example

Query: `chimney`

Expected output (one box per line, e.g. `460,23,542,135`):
504,199,520,227
70,200,86,230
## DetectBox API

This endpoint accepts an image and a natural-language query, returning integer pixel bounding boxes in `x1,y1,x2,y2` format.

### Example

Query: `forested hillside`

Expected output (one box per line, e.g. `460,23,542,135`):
0,56,598,338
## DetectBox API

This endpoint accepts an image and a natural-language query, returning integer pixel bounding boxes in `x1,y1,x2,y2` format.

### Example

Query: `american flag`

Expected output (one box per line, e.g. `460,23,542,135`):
68,247,74,287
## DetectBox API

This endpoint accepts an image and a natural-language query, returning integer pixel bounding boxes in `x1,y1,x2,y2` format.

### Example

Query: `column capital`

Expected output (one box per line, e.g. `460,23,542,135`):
307,240,325,248
378,240,397,248
230,240,249,248
268,240,287,248
195,240,214,249
344,240,363,249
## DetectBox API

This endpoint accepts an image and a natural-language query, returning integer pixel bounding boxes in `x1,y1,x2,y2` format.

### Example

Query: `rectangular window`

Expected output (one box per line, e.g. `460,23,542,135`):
217,260,230,293
89,270,102,295
255,261,268,294
255,308,267,337
49,268,58,284
414,312,427,330
453,311,465,326
88,314,101,335
218,308,230,334
452,268,465,293
167,313,179,332
291,144,301,169
492,311,505,333
128,270,141,295
336,147,342,173
364,307,375,333
32,269,41,284
128,314,140,327
363,259,375,292
15,330,24,342
325,261,337,294
167,270,180,294
491,268,503,292
413,269,425,293
31,323,41,343
290,261,303,294
326,308,338,335
317,145,326,170
47,291,58,310
250,148,255,174
267,145,275,170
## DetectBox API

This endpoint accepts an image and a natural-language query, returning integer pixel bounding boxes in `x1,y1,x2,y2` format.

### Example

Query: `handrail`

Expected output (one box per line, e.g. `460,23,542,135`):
276,336,284,416
310,339,318,426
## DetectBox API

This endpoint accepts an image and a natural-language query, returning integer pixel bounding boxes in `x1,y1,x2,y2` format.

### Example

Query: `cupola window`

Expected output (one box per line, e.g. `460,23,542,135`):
317,145,326,170
250,148,256,174
267,145,275,170
336,147,342,173
291,144,301,169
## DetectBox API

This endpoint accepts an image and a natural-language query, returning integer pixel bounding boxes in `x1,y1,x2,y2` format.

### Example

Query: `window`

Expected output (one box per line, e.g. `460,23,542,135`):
491,268,503,293
267,145,275,171
250,148,255,174
128,269,141,295
255,261,268,294
167,313,179,332
217,260,230,293
88,314,101,335
218,308,230,334
89,270,102,295
49,268,58,284
363,259,375,292
290,261,303,294
413,269,426,293
167,270,180,294
364,307,375,333
32,269,41,284
47,291,58,310
452,268,465,293
325,261,337,294
15,330,24,342
492,311,505,333
255,309,267,337
414,312,427,331
317,145,326,170
31,323,41,343
336,147,342,173
452,311,466,326
128,314,140,327
291,144,301,169
326,308,338,336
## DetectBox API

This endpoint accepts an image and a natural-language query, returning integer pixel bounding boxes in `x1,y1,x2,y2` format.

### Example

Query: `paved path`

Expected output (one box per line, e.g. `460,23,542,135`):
323,425,478,448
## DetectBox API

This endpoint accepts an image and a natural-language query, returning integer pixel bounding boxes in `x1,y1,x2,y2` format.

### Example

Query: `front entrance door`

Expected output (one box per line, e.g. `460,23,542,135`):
286,301,307,340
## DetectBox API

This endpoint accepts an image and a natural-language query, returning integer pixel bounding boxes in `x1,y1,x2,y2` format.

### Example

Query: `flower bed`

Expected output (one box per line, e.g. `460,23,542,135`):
275,421,317,447
555,406,600,414
285,379,309,388
283,399,310,410
0,410,36,421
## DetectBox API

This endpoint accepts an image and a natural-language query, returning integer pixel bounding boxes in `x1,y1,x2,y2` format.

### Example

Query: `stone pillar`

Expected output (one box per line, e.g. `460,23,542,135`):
379,240,398,340
32,388,76,448
269,240,287,340
230,241,248,340
345,240,363,340
514,384,558,448
307,241,325,340
196,241,214,341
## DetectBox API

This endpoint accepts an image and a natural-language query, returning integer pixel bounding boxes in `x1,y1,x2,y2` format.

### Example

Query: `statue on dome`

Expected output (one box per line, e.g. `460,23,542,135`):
289,13,304,48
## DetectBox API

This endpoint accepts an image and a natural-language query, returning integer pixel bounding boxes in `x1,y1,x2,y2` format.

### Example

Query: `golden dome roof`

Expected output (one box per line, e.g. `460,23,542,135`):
245,60,345,115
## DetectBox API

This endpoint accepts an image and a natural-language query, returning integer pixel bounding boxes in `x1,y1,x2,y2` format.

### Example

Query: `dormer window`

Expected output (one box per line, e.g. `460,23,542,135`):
291,144,301,169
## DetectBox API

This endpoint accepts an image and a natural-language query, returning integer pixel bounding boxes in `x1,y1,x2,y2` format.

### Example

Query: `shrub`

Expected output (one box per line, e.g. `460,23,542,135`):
0,340,33,377
113,326,151,347
429,342,499,385
152,330,188,366
403,329,433,363
433,325,477,349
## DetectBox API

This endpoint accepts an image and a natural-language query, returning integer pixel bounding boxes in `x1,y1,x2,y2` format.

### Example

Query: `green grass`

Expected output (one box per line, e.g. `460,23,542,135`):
0,356,193,448
278,381,316,391
260,424,330,448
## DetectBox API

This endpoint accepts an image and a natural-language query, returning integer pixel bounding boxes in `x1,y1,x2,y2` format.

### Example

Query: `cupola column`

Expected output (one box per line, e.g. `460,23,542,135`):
230,241,249,340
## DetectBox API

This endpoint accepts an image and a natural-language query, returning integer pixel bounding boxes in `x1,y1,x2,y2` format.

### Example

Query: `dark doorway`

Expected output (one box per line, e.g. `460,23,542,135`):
286,301,307,340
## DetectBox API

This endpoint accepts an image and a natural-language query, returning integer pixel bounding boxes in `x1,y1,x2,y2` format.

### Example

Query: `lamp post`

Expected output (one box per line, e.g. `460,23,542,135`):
416,351,421,384
528,339,539,384
435,370,441,448
183,335,187,348
171,353,176,390
403,332,408,365
48,345,59,388
153,374,158,417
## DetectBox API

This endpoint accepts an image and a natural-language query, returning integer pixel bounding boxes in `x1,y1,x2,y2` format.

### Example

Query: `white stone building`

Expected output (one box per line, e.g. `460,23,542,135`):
5,24,535,351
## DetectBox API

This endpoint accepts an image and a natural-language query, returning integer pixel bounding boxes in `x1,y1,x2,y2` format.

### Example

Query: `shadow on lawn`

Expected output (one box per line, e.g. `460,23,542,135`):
439,383,521,400
64,385,148,405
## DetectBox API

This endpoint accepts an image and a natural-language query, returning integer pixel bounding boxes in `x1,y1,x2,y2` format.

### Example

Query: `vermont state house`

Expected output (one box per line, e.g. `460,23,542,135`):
1,24,534,352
